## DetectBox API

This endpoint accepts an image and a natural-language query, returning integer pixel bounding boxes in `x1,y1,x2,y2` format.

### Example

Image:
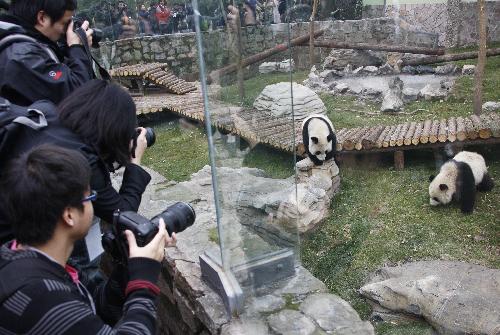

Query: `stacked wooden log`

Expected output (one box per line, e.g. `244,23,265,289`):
333,113,500,152
110,63,197,95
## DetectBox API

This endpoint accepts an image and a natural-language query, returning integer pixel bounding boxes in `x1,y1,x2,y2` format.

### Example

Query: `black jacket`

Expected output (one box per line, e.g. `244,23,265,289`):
0,242,161,334
0,14,92,106
0,105,151,244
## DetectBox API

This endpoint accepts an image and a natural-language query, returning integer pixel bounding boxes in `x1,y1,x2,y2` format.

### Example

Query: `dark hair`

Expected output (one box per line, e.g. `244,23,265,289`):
9,0,77,26
57,79,137,166
1,144,90,245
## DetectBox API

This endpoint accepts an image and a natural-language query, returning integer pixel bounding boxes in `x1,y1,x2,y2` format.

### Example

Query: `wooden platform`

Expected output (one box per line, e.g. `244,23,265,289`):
133,92,500,168
110,63,197,95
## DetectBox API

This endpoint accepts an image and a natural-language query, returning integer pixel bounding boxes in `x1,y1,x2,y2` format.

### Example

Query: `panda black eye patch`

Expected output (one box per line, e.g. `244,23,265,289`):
433,197,440,203
315,151,321,155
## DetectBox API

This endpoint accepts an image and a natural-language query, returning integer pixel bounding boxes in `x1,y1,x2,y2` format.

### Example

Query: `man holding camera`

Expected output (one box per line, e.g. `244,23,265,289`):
0,0,94,106
0,144,175,334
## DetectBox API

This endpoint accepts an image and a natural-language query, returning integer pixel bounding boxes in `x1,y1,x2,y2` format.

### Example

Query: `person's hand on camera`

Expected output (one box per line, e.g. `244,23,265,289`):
130,127,147,165
125,219,170,262
66,20,94,47
166,232,177,248
226,5,240,30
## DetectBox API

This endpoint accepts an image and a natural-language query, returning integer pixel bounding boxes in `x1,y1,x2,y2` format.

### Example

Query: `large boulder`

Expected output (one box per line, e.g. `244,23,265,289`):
253,82,326,121
483,101,500,113
323,49,384,70
360,261,500,335
380,76,404,112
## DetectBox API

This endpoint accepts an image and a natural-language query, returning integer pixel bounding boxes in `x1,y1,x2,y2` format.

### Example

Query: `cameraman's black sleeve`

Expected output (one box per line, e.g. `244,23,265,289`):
91,162,152,223
1,42,92,105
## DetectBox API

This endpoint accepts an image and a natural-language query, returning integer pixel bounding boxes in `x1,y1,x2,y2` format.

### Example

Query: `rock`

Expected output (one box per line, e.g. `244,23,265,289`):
259,62,278,74
253,82,326,120
402,87,419,103
360,261,500,335
462,64,476,75
414,65,435,74
344,64,353,74
258,59,294,74
300,293,375,335
482,101,500,112
419,83,448,101
361,88,383,101
378,63,395,75
361,66,379,75
323,49,384,70
401,65,417,74
319,69,343,84
440,79,454,92
221,319,270,335
435,63,458,75
267,310,316,335
277,59,294,73
352,66,364,75
335,83,349,93
381,76,404,112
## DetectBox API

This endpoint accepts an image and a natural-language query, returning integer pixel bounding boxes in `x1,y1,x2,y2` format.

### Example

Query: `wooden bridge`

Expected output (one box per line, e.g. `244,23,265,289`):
132,90,500,168
109,64,499,169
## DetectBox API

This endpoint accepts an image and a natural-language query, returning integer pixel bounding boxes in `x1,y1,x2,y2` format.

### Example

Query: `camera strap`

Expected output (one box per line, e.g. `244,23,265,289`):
74,28,111,81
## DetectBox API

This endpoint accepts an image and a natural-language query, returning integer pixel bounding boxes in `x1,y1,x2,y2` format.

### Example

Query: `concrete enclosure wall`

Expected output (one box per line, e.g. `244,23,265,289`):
363,0,500,47
96,18,439,79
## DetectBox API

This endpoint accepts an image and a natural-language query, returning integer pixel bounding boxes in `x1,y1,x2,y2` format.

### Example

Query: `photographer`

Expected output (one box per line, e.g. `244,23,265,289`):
0,144,175,334
227,0,257,29
0,0,94,106
0,80,152,291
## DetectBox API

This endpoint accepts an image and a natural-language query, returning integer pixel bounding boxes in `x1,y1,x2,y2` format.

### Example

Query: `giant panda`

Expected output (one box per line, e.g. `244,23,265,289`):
429,151,494,213
301,114,336,166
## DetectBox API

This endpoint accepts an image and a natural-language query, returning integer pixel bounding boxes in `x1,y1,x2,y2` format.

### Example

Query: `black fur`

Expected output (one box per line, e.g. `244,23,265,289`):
302,116,337,166
477,173,495,192
429,175,435,182
454,161,476,214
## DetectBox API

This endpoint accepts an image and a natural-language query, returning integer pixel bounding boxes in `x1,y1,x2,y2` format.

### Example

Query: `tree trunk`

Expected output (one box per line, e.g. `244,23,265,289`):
307,41,445,55
473,0,487,115
309,0,320,66
401,48,500,66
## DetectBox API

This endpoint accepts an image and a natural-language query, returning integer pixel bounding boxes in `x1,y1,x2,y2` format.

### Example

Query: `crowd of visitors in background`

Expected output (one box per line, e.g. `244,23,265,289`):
78,0,294,41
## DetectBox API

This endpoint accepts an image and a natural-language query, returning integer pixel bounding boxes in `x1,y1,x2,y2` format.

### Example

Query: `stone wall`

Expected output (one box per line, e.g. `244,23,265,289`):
96,18,438,79
363,0,500,47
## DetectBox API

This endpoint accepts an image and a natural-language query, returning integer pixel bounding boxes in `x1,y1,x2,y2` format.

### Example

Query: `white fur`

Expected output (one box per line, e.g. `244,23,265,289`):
429,151,487,206
302,114,334,162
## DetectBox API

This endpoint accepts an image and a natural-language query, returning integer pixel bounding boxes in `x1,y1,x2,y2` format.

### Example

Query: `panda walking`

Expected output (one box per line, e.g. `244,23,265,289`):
429,151,495,213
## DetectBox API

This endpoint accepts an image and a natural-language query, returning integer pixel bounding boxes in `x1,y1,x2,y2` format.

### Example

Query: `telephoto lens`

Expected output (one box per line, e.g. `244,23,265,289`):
144,127,156,147
151,202,196,237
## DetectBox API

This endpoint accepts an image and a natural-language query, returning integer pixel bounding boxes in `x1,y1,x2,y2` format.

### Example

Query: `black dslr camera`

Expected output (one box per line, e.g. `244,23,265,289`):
72,17,103,48
102,202,196,264
131,127,155,158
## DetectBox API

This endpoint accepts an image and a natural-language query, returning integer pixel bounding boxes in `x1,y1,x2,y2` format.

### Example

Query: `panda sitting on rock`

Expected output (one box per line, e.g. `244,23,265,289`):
301,114,336,166
429,151,494,213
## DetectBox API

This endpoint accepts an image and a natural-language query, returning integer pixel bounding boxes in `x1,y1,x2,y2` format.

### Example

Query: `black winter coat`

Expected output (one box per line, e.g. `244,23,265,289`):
0,14,92,106
0,104,151,244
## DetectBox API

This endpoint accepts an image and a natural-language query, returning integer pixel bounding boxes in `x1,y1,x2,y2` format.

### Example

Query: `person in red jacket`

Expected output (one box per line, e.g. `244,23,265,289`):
155,0,171,34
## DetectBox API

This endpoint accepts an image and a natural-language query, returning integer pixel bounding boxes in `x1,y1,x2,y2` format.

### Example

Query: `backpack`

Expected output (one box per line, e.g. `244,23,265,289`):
0,97,55,171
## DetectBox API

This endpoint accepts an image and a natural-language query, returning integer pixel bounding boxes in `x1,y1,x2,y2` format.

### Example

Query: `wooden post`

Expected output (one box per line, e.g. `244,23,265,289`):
234,1,246,102
473,0,487,115
309,0,320,66
394,151,404,170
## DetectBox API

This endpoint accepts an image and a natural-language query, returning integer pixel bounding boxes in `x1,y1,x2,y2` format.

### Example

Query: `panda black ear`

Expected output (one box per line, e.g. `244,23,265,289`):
439,184,448,191
327,134,333,142
429,175,435,182
311,136,319,144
